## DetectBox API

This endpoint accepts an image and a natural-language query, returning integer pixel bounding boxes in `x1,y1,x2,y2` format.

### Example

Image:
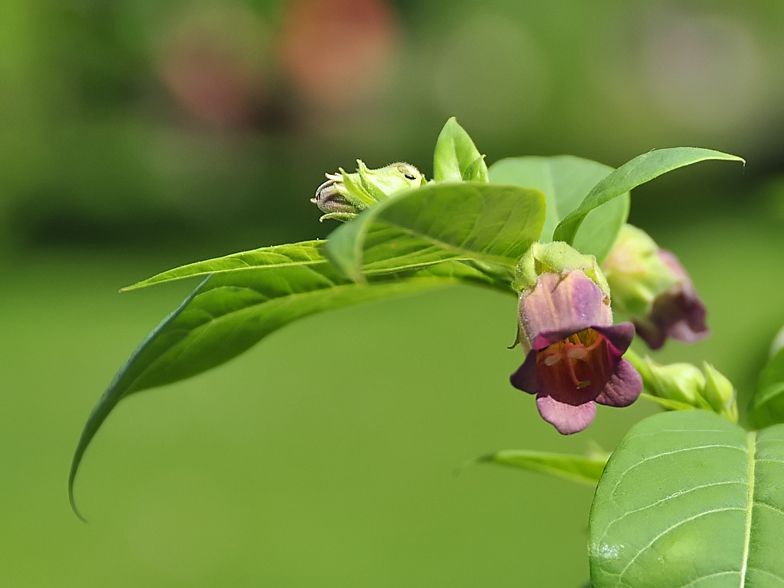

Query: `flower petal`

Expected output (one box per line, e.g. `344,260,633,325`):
592,323,636,357
594,358,643,407
510,351,538,395
536,394,597,435
519,271,611,352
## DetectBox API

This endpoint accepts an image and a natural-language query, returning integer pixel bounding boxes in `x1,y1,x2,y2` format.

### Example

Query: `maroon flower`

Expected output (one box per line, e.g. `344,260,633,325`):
510,271,642,434
631,250,708,350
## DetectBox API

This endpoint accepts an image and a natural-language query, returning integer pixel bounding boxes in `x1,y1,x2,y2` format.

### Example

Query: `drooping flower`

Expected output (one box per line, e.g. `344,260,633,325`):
602,224,708,350
311,160,424,221
510,243,642,435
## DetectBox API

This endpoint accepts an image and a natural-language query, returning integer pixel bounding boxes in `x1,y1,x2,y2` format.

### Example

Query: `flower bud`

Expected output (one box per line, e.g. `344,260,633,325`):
510,242,642,435
602,224,708,350
643,359,706,405
638,356,738,422
311,160,425,222
702,362,738,422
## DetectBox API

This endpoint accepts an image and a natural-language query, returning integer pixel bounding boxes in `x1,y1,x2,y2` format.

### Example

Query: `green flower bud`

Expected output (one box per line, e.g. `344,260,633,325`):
643,358,706,406
702,362,738,422
311,160,425,222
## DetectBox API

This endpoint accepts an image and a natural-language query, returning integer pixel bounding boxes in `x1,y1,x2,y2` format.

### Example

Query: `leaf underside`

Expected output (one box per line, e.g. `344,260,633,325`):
69,256,499,518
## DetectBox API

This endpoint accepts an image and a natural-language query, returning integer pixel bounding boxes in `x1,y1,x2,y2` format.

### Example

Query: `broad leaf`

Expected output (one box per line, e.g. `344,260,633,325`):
69,260,498,518
122,240,326,291
324,182,546,282
749,347,784,429
433,117,488,183
553,148,744,246
477,449,608,485
589,410,784,588
489,156,629,262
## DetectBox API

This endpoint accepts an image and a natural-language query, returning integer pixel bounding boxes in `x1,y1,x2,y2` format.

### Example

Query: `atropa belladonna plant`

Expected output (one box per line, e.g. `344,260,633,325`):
69,118,784,588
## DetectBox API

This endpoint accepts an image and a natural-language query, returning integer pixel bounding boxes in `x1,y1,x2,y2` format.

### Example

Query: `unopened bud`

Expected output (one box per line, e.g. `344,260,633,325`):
311,160,424,222
644,359,706,406
702,362,738,422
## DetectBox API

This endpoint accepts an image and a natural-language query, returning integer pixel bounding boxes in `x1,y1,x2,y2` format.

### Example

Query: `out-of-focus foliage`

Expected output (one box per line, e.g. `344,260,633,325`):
1,0,783,252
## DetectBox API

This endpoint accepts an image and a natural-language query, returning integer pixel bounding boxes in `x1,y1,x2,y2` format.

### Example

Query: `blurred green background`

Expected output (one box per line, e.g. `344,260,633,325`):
2,0,784,586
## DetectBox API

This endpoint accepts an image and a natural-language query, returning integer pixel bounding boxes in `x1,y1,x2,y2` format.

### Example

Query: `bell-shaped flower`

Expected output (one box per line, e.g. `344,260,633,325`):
510,243,642,434
311,160,424,222
602,224,708,350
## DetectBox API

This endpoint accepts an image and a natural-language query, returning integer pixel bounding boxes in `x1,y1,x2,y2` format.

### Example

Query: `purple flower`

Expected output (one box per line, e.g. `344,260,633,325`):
631,250,708,350
602,225,709,351
510,271,642,435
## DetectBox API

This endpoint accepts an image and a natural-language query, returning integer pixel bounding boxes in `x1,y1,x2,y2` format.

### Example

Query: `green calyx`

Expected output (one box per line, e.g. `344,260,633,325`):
514,241,610,298
312,160,426,222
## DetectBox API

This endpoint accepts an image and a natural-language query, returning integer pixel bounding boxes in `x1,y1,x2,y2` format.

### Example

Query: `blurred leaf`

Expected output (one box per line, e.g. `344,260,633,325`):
589,410,784,588
477,449,607,485
70,260,496,518
122,240,326,291
749,347,784,429
639,392,698,412
324,182,546,283
433,117,488,183
489,156,629,262
553,148,744,246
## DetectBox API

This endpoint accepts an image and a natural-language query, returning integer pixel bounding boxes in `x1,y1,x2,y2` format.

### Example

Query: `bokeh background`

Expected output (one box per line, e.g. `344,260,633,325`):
2,0,784,586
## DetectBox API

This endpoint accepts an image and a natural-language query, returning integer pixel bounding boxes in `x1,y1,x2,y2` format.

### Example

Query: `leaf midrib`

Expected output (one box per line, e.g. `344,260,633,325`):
739,431,757,588
363,217,520,272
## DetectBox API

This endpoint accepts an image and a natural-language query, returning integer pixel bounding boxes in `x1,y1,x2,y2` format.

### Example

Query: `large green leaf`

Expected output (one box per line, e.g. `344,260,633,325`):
553,148,744,246
589,410,784,588
433,117,488,183
749,347,784,429
69,259,497,518
122,240,326,291
324,182,546,282
477,449,608,485
489,156,629,262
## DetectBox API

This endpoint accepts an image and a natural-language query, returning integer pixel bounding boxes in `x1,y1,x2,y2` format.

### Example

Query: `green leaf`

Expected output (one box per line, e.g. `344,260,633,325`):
749,347,784,429
121,240,326,291
477,449,608,485
489,155,629,262
69,259,497,519
589,410,784,588
639,392,698,412
553,147,744,246
433,117,488,183
324,182,546,283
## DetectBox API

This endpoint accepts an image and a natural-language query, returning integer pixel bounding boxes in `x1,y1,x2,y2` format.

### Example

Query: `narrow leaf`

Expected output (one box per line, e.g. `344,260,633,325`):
489,155,629,262
433,117,488,183
122,240,326,291
553,148,744,246
69,260,497,518
477,449,608,485
324,182,546,282
589,410,784,588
